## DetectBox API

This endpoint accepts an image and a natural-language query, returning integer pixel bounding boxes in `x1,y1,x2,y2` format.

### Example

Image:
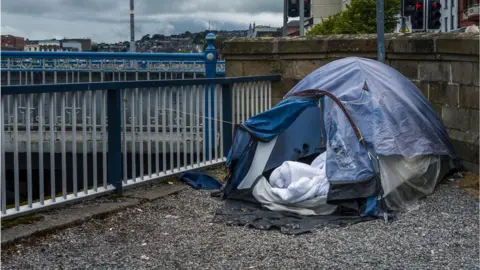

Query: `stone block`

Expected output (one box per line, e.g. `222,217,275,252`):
448,129,479,163
278,60,296,78
435,35,480,55
418,61,450,82
451,61,474,86
389,60,419,80
223,39,274,55
474,63,479,86
459,86,480,109
429,82,458,106
325,35,378,53
277,38,327,54
242,60,273,76
412,80,429,98
386,37,435,54
294,60,330,78
442,107,469,130
225,61,243,77
450,138,479,163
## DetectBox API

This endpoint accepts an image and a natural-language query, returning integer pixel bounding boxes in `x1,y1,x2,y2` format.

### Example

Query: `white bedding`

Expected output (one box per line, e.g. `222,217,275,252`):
268,152,330,204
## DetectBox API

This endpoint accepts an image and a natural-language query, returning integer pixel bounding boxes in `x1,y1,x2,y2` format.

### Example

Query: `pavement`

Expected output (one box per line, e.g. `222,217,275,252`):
1,167,479,270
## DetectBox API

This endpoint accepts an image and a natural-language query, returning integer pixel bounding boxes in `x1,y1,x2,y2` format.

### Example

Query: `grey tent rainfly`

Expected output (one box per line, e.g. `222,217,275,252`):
209,57,458,234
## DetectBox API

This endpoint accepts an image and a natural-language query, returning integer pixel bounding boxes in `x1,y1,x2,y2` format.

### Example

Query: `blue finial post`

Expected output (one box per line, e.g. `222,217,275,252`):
204,33,217,161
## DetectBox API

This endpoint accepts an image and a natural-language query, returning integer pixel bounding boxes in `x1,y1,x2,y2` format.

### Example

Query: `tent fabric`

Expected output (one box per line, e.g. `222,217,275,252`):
285,57,455,159
220,56,456,219
242,97,318,142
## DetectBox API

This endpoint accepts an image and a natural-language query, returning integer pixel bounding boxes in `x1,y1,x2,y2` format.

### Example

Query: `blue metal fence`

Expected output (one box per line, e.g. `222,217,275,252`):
1,34,225,87
1,74,281,219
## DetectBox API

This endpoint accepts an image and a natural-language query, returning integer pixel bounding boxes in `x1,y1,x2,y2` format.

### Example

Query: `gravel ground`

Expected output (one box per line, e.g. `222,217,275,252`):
1,180,479,270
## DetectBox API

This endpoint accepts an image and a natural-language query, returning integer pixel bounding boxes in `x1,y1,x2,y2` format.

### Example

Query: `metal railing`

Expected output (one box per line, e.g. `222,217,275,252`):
1,34,225,87
0,74,281,219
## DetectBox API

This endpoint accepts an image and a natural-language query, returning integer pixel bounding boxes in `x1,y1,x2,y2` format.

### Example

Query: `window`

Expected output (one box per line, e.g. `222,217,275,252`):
445,0,448,8
445,17,448,31
452,0,454,7
451,15,455,29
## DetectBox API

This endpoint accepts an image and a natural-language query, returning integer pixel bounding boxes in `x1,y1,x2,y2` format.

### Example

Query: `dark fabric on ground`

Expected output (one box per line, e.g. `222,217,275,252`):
212,200,378,235
178,171,223,190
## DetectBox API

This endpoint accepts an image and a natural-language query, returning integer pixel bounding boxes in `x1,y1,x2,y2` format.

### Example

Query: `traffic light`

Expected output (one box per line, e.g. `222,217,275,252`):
304,0,311,18
428,0,442,29
411,0,424,30
403,0,416,17
287,0,311,18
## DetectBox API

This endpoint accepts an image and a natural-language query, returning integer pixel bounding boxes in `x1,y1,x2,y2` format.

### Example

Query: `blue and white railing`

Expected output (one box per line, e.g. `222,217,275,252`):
0,73,281,219
1,34,225,86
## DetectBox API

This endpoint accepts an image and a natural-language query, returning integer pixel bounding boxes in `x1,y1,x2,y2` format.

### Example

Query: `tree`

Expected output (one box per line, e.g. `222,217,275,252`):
307,0,400,35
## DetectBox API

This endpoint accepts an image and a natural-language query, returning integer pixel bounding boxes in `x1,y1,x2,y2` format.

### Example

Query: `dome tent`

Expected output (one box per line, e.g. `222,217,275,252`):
219,57,457,216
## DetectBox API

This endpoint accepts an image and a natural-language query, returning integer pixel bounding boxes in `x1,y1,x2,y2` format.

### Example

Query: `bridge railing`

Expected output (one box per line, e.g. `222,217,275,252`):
1,35,225,86
0,74,281,219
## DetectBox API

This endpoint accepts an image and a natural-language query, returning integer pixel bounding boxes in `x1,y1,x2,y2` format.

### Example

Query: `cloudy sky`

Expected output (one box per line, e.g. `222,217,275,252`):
1,0,284,43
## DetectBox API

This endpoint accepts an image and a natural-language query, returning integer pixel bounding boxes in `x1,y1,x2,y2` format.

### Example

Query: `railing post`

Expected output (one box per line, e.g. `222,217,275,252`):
222,83,233,157
107,88,123,194
204,33,217,160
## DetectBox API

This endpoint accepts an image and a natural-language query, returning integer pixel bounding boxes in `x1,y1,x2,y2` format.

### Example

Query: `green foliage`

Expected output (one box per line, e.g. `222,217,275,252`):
307,0,400,35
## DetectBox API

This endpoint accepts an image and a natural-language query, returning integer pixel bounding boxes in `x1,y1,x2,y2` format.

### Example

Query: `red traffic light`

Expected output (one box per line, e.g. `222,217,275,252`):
432,1,441,8
415,2,423,8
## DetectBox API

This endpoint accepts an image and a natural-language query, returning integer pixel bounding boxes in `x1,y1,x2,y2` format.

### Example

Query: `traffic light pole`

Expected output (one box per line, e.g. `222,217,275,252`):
376,0,385,63
283,0,288,36
300,0,305,36
400,0,407,32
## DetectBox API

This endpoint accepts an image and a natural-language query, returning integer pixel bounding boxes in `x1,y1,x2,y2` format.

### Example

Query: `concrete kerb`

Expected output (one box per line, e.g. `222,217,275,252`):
1,163,226,248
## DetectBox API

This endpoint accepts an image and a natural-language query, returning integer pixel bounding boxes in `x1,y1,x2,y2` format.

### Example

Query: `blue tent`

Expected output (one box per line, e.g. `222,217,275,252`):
221,57,457,216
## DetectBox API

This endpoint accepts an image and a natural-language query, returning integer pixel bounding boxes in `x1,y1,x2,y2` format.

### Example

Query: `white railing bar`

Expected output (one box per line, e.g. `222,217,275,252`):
92,90,98,191
1,96,6,214
26,94,33,207
131,88,136,182
162,88,167,175
196,85,201,165
176,87,181,170
189,86,194,167
82,91,88,194
139,84,144,180
102,90,107,189
219,85,224,161
155,88,160,176
49,94,56,202
146,79,152,178
13,95,20,210
182,85,187,169
203,85,208,163
169,87,174,171
61,92,67,199
122,90,128,184
214,85,219,162
268,82,272,109
38,93,45,204
72,92,78,196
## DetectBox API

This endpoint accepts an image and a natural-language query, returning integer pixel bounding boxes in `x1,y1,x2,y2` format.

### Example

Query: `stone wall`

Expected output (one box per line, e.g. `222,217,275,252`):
223,33,479,172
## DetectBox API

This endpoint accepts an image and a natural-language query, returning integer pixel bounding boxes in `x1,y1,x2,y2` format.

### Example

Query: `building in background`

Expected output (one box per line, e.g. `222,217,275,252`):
1,35,25,51
311,0,344,27
63,38,92,51
62,41,82,51
250,23,283,37
440,0,459,31
459,0,479,27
